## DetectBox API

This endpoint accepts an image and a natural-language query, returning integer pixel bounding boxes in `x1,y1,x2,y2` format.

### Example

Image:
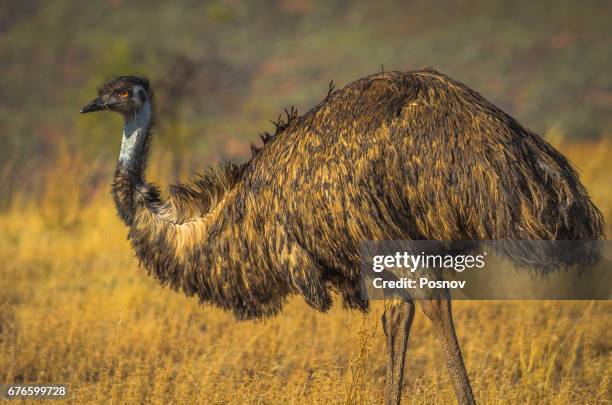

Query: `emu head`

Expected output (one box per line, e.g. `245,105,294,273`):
80,75,152,117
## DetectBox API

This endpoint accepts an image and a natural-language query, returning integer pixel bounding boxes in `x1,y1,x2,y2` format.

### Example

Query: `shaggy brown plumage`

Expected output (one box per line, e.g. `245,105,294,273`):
103,69,605,321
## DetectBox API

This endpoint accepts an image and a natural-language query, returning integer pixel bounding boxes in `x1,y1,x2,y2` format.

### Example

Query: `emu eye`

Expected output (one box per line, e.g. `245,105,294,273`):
119,90,130,99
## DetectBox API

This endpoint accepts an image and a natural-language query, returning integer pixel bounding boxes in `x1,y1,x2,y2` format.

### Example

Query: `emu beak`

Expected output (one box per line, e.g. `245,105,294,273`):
80,96,105,113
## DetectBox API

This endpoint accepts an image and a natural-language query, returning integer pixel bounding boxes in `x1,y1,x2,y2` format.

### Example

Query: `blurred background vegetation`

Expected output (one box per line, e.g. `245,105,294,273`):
1,0,611,202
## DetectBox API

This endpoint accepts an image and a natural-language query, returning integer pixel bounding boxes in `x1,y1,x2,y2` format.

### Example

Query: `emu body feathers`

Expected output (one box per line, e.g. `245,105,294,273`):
111,69,604,320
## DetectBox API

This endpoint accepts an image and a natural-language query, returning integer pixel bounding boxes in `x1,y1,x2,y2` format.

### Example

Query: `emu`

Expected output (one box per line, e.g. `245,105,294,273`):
81,69,604,404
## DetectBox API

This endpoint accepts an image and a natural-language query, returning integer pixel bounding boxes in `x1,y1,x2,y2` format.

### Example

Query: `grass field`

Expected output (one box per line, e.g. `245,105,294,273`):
0,139,610,404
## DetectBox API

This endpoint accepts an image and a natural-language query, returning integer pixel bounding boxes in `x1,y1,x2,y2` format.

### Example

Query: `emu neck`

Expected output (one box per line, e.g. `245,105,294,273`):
112,99,154,225
119,99,152,178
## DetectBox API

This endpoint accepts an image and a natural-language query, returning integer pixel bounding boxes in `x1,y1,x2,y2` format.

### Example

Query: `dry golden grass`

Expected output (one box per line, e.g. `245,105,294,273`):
0,138,611,404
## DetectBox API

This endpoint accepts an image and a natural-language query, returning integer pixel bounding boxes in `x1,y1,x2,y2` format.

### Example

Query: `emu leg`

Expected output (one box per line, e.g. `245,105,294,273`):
382,299,415,405
420,297,475,405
